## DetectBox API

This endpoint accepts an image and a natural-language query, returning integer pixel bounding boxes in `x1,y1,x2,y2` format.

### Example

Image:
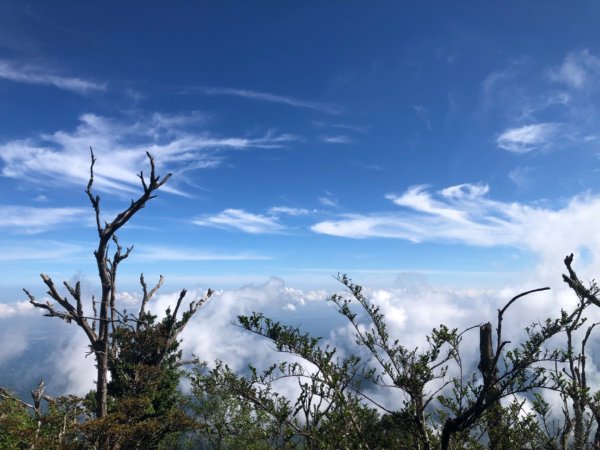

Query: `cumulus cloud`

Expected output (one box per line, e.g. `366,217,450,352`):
496,123,560,153
147,278,329,371
0,113,298,195
0,59,106,94
45,328,97,395
0,327,30,365
16,277,331,396
323,270,599,415
0,301,33,318
7,259,600,419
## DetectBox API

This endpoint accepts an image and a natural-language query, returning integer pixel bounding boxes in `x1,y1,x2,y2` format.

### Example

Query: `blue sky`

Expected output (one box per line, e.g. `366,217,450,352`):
2,1,600,304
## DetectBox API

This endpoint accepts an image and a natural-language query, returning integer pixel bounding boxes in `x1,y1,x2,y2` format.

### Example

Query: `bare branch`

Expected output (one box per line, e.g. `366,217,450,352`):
138,273,164,327
0,386,35,410
495,286,550,362
85,147,102,236
563,253,600,307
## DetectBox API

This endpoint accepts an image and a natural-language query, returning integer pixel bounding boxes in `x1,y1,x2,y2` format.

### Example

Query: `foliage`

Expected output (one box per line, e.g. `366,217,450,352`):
9,151,600,447
187,361,297,449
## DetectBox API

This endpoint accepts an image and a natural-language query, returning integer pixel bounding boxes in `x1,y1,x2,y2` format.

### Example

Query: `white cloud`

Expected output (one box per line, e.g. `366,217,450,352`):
0,113,298,195
319,193,339,208
312,121,369,133
496,123,560,153
48,329,97,395
0,301,33,318
197,87,340,115
321,135,354,144
413,105,432,130
484,50,600,160
387,185,469,221
268,206,313,216
508,166,534,189
549,49,600,89
115,291,141,305
194,208,285,234
193,205,318,235
323,275,591,415
163,278,316,372
0,206,87,234
134,245,271,261
0,326,29,364
0,240,84,261
439,183,489,199
8,261,600,418
0,59,106,94
312,183,600,263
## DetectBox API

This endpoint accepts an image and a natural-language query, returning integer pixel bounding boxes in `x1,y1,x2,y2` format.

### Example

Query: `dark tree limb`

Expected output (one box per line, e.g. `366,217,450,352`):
563,253,600,307
26,150,173,421
441,286,552,450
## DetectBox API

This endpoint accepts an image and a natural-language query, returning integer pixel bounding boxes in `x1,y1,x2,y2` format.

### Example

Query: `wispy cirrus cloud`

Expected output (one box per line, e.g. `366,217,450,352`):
267,206,313,216
0,59,106,94
194,205,318,234
0,240,85,261
318,192,339,208
508,166,535,189
483,50,600,159
194,209,285,234
0,206,87,234
320,135,354,144
311,121,369,133
496,123,560,153
0,113,298,195
311,182,600,263
134,245,271,261
548,49,600,90
197,86,340,115
412,105,432,130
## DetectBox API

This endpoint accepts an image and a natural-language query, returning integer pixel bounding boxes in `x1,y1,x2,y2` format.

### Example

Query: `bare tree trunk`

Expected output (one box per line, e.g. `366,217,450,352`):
479,323,503,450
440,323,500,450
589,406,600,449
26,150,172,423
96,351,108,418
572,387,586,450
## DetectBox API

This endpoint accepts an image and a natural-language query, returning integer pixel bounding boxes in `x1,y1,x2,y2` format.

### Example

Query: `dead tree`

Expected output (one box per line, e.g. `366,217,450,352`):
24,150,211,420
561,253,600,448
440,287,553,450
